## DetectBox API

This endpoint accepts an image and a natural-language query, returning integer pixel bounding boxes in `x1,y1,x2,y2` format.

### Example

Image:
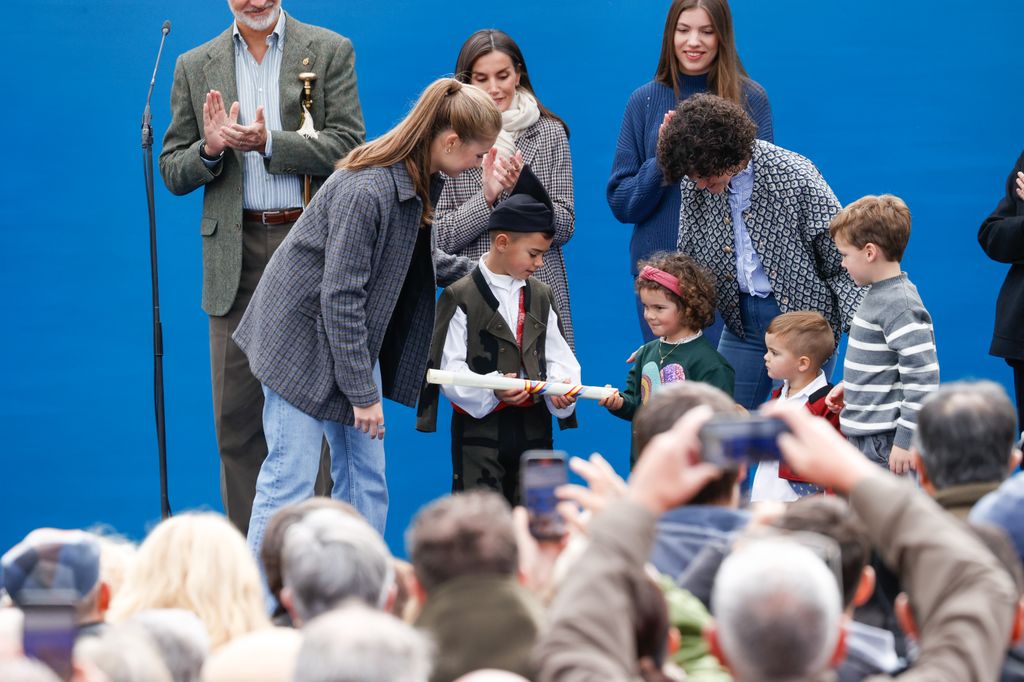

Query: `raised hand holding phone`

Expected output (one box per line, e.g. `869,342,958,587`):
698,414,790,467
521,450,568,541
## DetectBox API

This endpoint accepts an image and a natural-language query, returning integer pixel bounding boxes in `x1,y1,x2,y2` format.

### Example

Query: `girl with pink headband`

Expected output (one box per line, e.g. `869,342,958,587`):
599,252,735,464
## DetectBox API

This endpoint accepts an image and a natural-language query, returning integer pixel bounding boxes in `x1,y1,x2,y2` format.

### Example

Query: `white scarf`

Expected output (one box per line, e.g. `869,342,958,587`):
493,89,541,158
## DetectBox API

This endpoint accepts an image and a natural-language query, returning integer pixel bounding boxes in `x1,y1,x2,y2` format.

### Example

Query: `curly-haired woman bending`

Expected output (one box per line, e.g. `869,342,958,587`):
658,94,861,409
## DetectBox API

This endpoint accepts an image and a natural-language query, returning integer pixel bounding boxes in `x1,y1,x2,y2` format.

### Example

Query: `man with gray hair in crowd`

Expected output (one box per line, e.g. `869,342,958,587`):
293,604,432,682
407,491,542,682
706,538,845,680
913,380,1021,518
279,508,394,626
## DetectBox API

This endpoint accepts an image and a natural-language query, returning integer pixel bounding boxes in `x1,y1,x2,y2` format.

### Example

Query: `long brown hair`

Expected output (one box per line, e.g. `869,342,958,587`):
454,29,569,137
653,0,750,104
339,78,501,224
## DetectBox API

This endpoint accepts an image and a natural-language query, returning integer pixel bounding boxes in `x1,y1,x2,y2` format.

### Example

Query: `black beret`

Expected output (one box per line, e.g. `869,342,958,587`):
487,164,554,235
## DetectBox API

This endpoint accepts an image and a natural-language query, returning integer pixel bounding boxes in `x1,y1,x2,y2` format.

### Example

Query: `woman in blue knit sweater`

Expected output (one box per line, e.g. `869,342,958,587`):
607,0,772,343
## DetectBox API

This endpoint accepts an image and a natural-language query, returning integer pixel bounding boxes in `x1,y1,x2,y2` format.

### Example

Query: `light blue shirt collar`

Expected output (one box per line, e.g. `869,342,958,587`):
232,8,287,52
727,158,754,196
727,156,771,296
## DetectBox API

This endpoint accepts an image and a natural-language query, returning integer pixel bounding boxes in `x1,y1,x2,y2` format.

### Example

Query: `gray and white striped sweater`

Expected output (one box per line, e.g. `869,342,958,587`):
841,274,939,449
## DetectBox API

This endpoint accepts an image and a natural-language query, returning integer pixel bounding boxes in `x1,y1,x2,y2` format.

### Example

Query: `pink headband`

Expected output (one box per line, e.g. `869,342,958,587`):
639,266,683,297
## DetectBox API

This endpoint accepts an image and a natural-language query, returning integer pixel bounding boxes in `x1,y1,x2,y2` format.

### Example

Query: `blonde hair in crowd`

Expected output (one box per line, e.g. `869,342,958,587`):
107,513,270,649
87,527,138,601
340,77,502,224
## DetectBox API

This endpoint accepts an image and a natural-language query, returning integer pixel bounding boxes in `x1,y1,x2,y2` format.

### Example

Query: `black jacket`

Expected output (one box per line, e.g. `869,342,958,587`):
979,150,1024,360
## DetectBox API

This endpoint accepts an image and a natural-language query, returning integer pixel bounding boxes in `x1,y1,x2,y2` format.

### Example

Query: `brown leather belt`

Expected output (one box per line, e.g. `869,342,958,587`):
242,208,303,225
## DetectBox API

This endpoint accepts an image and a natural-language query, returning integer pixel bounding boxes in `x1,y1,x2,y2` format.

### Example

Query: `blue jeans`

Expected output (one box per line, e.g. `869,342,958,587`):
247,371,388,556
718,294,837,409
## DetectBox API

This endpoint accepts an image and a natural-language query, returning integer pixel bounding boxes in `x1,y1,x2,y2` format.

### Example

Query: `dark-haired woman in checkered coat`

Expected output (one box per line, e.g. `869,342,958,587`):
435,29,576,349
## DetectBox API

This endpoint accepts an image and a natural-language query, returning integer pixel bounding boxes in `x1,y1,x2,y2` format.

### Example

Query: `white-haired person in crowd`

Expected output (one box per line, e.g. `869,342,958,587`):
107,513,269,648
294,604,432,682
75,624,173,682
707,538,844,680
279,508,395,626
126,609,209,682
258,497,361,625
534,401,1018,681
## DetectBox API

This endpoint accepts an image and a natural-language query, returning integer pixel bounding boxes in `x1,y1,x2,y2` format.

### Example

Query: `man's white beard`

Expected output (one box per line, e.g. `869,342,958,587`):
232,3,281,32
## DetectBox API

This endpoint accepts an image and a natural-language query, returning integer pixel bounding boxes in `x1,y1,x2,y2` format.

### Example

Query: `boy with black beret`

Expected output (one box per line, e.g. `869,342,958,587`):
418,166,580,504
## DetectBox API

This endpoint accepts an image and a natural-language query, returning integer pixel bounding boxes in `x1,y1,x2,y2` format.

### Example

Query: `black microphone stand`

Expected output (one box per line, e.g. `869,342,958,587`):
141,20,172,520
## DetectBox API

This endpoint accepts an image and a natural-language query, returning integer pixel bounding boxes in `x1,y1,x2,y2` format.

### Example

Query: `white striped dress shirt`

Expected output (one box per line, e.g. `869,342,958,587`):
232,11,303,210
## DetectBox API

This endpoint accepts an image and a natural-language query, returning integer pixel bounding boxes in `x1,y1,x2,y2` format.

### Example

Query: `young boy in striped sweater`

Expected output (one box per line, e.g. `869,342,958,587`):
824,195,940,473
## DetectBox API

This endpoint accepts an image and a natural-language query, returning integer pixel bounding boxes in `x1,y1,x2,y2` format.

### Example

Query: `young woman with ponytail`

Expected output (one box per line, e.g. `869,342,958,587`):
233,78,502,552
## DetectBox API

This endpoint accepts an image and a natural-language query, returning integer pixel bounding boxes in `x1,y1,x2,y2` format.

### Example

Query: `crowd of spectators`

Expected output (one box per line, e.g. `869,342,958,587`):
2,379,1023,682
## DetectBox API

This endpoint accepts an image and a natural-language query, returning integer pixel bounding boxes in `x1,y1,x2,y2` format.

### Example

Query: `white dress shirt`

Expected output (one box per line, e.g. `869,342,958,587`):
440,255,580,420
750,371,829,503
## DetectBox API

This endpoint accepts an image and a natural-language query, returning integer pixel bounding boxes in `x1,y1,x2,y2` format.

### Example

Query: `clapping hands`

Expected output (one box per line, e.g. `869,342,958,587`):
482,148,524,206
202,90,268,156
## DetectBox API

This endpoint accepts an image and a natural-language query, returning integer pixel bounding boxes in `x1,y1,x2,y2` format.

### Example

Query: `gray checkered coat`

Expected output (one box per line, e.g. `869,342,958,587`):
677,140,863,342
434,116,576,348
233,163,472,424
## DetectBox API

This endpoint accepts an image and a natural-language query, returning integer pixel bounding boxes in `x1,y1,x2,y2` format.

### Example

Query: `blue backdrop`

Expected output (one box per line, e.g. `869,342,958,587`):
2,0,1021,556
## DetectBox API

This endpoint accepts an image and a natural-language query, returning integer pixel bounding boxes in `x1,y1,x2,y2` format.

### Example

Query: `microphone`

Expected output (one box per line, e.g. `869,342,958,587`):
139,19,175,520
142,20,172,142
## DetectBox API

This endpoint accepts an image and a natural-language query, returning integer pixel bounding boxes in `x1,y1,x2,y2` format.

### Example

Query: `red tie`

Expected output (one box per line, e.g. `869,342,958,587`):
515,287,526,348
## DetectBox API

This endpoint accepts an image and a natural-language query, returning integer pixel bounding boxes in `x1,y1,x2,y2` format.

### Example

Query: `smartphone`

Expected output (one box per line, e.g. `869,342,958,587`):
20,590,78,682
521,450,568,541
698,415,789,467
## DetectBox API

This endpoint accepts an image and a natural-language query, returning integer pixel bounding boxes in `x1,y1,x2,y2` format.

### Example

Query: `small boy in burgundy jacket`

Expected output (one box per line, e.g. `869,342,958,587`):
753,312,841,500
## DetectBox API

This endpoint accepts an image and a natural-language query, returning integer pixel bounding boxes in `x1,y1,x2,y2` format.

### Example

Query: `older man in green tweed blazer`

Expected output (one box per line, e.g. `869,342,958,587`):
159,1,364,534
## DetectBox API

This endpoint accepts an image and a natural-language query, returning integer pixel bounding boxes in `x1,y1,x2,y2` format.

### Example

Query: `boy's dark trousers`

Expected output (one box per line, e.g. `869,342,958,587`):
450,400,553,505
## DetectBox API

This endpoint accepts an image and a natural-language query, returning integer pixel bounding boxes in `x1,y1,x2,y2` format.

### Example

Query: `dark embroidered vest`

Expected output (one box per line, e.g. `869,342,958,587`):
417,267,576,432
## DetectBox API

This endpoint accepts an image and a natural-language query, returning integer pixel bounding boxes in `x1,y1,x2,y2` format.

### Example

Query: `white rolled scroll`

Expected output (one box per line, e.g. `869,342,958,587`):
426,369,616,401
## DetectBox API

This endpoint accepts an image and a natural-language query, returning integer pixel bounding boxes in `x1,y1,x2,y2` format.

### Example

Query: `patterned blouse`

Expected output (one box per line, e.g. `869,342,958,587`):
677,140,863,342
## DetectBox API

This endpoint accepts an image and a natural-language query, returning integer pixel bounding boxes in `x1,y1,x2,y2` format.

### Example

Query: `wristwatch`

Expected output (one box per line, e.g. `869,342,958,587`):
199,138,225,161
